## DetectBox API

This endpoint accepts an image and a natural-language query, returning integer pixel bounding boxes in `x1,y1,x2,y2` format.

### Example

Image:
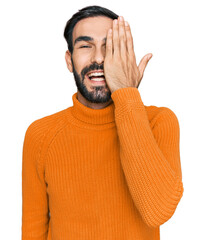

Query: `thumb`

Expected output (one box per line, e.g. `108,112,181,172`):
138,53,152,78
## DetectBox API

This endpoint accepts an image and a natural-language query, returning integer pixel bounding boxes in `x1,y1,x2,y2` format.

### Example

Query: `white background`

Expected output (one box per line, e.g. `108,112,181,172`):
0,0,204,239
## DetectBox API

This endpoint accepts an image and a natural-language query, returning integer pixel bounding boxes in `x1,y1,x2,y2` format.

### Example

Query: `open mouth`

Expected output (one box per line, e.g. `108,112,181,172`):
86,71,105,82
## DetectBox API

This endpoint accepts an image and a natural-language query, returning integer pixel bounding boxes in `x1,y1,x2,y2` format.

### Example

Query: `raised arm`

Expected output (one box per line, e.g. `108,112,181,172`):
111,87,184,228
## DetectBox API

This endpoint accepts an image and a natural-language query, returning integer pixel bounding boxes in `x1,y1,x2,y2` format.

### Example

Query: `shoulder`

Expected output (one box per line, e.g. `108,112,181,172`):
23,107,70,146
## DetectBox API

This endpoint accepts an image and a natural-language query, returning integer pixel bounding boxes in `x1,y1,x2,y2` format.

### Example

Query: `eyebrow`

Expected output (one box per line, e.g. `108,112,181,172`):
74,36,107,46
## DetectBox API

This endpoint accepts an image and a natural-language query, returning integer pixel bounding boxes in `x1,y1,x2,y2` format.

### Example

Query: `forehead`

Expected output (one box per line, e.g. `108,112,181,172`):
72,16,113,43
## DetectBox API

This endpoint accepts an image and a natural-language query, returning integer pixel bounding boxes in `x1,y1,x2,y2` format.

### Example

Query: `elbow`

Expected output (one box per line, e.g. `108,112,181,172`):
142,180,184,228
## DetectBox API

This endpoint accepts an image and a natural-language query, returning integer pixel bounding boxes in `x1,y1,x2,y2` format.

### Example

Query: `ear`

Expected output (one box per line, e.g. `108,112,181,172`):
65,50,73,73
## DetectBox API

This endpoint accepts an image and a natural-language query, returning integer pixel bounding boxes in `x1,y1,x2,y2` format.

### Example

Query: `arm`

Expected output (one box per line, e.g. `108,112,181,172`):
21,121,49,240
111,87,184,228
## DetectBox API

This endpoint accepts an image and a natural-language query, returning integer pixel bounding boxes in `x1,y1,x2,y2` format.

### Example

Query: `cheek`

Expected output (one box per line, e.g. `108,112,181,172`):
77,51,92,61
72,55,84,73
74,52,92,73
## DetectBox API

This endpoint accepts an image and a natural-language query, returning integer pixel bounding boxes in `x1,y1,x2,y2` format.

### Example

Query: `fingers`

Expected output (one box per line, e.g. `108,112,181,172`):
124,21,135,60
106,28,113,58
118,16,127,60
112,17,135,61
113,19,120,56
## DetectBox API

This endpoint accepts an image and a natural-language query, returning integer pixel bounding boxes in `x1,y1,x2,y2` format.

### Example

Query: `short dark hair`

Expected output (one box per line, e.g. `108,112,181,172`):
63,5,119,55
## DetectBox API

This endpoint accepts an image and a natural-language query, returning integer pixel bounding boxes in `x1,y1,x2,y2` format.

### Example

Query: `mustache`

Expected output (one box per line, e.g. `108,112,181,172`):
81,63,104,78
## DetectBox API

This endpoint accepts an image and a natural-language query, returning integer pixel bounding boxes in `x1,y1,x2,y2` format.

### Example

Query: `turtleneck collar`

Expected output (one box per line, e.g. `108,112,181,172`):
71,92,115,125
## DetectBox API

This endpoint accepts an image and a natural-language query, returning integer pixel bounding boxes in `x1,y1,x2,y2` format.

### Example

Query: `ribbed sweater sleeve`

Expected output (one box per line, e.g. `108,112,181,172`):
22,120,49,240
111,87,184,228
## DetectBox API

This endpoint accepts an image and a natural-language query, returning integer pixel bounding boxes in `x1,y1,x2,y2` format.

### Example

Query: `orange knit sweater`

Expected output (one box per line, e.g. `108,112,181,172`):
21,87,184,240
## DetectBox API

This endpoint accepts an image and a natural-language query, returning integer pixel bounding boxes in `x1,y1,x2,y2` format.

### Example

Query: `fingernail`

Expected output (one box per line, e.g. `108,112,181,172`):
119,16,123,21
125,21,129,26
114,19,118,25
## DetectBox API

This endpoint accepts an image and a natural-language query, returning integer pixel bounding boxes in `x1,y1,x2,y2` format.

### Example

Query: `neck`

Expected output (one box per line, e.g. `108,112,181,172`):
77,90,113,110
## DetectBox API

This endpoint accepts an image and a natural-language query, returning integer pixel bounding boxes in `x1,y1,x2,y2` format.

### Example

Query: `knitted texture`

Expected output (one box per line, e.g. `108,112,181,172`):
21,87,184,240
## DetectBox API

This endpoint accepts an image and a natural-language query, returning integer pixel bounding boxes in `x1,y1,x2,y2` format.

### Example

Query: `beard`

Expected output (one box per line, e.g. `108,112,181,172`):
71,57,111,104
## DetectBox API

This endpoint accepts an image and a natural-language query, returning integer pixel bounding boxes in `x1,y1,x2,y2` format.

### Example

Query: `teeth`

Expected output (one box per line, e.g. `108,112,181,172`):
87,72,104,77
90,77,105,81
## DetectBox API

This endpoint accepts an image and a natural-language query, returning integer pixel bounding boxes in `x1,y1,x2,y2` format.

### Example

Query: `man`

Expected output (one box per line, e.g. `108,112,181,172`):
22,5,184,240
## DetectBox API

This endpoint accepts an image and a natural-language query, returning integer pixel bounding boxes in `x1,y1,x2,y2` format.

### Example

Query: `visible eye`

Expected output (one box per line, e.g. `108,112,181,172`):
80,45,91,48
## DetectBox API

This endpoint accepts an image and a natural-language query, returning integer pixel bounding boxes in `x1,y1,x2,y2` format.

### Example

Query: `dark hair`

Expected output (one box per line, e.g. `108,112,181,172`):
63,5,119,55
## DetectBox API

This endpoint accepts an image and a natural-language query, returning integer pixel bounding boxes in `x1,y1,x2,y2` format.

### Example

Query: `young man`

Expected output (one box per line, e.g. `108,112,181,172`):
21,5,184,240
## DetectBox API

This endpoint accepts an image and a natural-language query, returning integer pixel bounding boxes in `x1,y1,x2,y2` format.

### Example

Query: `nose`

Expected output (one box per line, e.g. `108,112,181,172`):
91,46,105,65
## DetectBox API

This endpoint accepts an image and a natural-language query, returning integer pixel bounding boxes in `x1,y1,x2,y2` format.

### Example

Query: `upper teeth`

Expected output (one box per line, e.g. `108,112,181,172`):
87,72,104,77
